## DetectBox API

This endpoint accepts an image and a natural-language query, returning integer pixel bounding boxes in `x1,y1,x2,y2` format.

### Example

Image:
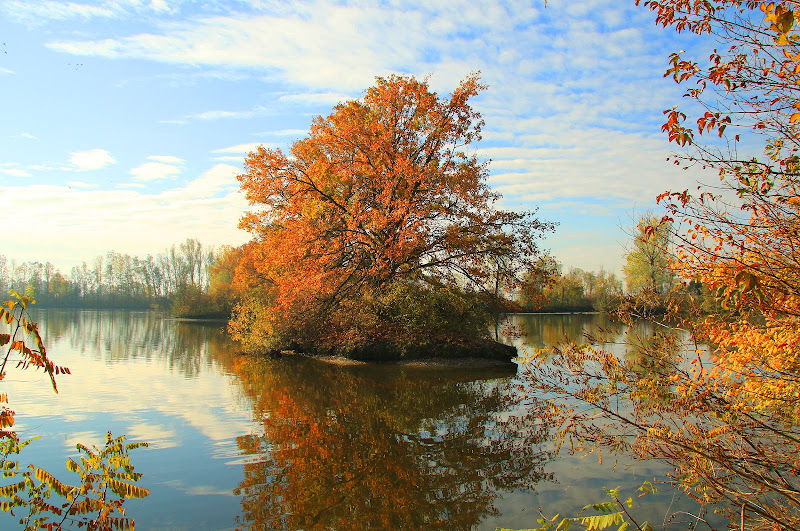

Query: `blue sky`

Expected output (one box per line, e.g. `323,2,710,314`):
0,0,716,275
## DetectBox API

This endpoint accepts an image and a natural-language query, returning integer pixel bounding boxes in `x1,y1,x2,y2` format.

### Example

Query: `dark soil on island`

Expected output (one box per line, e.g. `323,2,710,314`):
246,335,518,369
341,335,517,362
304,354,519,369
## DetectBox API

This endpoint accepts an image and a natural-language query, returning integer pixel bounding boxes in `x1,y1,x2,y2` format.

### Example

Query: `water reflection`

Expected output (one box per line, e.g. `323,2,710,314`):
515,313,615,349
9,310,702,529
229,357,552,530
513,313,684,361
507,314,724,530
31,309,234,378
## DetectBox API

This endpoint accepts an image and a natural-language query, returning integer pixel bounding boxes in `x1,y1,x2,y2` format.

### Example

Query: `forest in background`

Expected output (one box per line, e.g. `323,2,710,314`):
0,228,686,319
0,238,225,314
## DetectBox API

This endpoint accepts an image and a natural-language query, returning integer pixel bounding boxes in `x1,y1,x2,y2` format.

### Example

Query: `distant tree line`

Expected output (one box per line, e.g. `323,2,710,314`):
0,238,225,315
519,216,704,314
521,257,624,313
0,221,703,319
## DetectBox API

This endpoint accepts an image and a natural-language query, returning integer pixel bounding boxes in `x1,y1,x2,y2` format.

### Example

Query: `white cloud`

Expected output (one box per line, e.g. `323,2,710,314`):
52,38,123,56
0,67,14,75
70,149,116,171
256,129,307,136
148,155,184,164
149,0,170,14
2,0,183,23
42,4,436,91
4,0,115,22
171,163,239,199
185,103,275,121
212,142,269,154
66,181,95,188
130,161,182,181
278,92,349,106
0,167,251,269
191,109,249,120
0,168,32,177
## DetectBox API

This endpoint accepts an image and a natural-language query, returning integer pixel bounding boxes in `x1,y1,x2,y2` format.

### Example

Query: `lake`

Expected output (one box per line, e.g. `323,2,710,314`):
4,310,714,530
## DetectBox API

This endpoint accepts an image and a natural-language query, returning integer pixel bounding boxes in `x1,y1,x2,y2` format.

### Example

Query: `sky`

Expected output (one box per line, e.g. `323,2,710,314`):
0,0,720,276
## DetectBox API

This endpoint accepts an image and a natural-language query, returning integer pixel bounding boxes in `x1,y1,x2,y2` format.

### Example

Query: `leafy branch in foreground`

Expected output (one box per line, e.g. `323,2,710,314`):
520,2,800,530
498,482,658,531
0,289,149,530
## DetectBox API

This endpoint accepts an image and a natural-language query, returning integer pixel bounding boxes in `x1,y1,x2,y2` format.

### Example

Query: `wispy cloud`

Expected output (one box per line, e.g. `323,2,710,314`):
3,0,115,22
191,109,252,120
212,142,270,154
257,129,307,136
2,0,181,23
148,0,171,15
148,155,184,164
278,92,350,106
42,3,440,91
0,165,251,266
185,103,275,121
67,181,95,188
169,163,239,199
130,161,181,181
0,168,32,177
69,149,116,171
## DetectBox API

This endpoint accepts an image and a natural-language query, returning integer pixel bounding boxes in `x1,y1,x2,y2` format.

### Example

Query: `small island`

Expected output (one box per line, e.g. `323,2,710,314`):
224,74,555,361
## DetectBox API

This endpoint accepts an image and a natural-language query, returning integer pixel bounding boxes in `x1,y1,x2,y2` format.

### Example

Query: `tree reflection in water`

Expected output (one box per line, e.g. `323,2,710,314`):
230,356,552,530
516,313,616,350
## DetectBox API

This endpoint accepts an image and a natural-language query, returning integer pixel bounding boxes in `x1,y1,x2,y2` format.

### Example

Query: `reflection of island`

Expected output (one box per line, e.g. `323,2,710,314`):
230,357,552,530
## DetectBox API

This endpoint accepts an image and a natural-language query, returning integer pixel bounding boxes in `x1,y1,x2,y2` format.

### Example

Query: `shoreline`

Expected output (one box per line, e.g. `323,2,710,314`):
301,353,519,368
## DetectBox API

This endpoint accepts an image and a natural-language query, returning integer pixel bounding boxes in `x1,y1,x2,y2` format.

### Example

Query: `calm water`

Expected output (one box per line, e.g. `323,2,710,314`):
2,310,711,530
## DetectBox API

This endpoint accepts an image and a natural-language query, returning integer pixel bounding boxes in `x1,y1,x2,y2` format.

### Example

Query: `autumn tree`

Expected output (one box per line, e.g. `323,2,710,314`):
231,74,554,359
623,215,675,295
520,2,800,530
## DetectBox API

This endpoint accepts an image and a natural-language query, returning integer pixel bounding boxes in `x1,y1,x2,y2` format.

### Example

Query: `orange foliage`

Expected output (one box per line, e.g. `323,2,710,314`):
231,74,554,354
229,356,551,529
522,2,800,529
637,0,800,420
637,0,800,156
